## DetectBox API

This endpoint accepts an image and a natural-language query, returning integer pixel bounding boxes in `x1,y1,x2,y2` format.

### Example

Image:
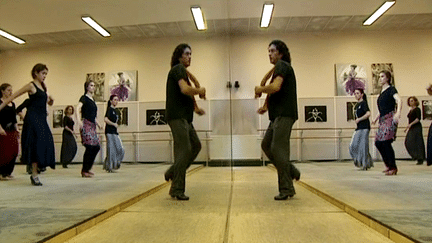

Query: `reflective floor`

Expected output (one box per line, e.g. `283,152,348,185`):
1,162,431,243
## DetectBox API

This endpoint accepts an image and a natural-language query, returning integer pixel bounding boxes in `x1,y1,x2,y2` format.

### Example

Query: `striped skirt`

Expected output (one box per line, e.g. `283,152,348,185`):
350,129,373,169
103,133,124,172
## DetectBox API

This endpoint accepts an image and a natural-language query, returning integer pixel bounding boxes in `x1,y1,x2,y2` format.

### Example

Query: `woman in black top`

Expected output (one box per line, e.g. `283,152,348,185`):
349,89,373,170
0,83,19,180
0,64,55,186
371,70,402,175
77,80,102,178
60,105,78,168
404,96,426,165
103,95,124,172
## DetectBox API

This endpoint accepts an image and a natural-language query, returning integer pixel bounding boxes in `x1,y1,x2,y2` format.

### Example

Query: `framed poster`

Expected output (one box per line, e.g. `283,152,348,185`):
422,100,432,120
116,107,128,126
53,109,63,128
335,64,367,96
347,102,358,121
305,106,327,122
107,71,137,102
86,73,105,102
146,109,167,125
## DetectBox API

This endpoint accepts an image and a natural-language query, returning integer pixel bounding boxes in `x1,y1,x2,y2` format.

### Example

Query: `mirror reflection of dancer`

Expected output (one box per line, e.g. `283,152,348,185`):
371,71,402,175
111,72,131,102
77,80,102,178
103,95,124,172
255,40,300,200
0,64,55,186
349,89,373,170
0,83,20,180
60,106,78,168
343,64,366,96
164,43,206,201
404,96,425,165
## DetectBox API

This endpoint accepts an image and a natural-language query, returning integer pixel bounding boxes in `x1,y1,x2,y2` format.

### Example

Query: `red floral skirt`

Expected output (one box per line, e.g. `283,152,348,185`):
80,119,100,146
0,130,19,166
375,112,398,141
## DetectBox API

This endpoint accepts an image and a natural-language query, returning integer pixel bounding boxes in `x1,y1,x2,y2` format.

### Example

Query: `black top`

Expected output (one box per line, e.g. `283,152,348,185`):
79,95,97,123
28,82,48,116
268,60,298,121
377,86,398,117
63,116,74,131
355,100,371,130
408,107,422,125
165,64,194,122
105,107,119,134
16,98,30,113
0,100,17,131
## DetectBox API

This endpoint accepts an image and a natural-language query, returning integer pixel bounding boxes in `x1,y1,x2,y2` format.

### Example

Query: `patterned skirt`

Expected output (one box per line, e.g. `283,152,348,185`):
80,119,100,146
350,129,373,169
375,112,398,142
0,130,19,167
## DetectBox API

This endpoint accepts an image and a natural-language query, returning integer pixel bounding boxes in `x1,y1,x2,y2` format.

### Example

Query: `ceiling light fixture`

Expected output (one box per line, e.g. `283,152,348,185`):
81,16,111,37
0,29,25,44
363,0,396,26
260,3,274,28
191,6,207,30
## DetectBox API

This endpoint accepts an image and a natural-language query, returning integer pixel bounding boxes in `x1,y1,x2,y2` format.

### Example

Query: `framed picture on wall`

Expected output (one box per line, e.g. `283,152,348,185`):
305,106,327,122
107,70,137,102
116,107,128,126
146,109,167,125
335,64,368,96
347,102,358,121
52,109,63,128
86,73,105,102
422,100,432,120
371,63,395,95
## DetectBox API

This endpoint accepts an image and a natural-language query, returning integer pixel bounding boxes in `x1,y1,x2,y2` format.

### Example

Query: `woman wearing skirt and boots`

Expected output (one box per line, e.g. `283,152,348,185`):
103,95,124,172
77,80,101,178
371,71,402,176
404,96,425,165
349,89,373,170
60,105,78,168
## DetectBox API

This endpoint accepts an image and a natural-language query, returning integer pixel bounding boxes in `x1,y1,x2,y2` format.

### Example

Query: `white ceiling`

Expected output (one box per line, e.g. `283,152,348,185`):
0,0,431,51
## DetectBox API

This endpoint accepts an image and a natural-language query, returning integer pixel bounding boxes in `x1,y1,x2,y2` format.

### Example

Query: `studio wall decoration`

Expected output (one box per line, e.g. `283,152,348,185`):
86,73,105,102
347,102,358,121
305,106,327,122
335,63,368,96
116,107,129,126
52,109,63,128
107,70,137,102
146,109,167,125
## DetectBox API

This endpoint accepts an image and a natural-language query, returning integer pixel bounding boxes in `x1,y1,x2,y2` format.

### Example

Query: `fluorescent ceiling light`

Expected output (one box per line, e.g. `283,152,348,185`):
363,1,396,26
0,29,25,44
191,6,206,30
81,16,111,37
260,3,274,28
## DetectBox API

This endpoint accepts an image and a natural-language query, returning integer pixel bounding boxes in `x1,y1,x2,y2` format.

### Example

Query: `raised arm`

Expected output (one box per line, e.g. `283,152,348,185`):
0,83,33,111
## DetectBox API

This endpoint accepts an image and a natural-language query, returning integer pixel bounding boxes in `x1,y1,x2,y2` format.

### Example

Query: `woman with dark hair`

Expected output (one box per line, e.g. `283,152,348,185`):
0,83,19,180
60,105,78,168
77,80,102,178
349,89,373,170
103,95,124,172
426,85,432,166
0,63,55,186
404,96,426,165
371,70,402,175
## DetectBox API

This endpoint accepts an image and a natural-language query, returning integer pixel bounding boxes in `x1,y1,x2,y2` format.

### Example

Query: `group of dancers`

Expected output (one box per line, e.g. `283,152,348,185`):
349,72,432,175
0,64,125,185
0,40,430,201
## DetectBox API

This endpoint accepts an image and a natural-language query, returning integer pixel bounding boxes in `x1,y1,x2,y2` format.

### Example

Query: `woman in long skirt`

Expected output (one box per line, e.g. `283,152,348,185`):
103,95,124,172
0,83,19,180
77,80,101,178
0,64,55,185
349,89,373,170
404,96,425,165
426,85,432,166
60,105,78,168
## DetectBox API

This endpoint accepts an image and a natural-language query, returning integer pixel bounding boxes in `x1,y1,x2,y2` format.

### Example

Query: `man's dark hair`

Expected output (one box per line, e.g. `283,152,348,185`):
170,43,191,68
269,40,291,64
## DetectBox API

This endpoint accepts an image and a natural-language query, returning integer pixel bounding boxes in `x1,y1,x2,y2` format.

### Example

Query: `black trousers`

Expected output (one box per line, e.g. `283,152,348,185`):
0,157,16,177
167,119,201,196
375,140,397,170
82,145,100,172
261,116,298,196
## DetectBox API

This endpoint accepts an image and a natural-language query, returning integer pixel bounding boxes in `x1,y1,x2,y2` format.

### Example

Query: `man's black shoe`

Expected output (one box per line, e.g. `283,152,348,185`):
164,172,173,181
174,194,189,200
274,193,292,200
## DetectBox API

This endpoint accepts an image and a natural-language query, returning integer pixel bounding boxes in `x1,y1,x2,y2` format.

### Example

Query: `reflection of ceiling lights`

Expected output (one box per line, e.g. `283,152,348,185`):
81,16,111,37
363,1,396,26
260,3,274,28
191,6,206,30
0,29,25,44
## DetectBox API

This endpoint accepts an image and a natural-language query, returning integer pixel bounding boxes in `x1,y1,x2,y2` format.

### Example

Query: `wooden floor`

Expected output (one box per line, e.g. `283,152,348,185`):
64,167,393,243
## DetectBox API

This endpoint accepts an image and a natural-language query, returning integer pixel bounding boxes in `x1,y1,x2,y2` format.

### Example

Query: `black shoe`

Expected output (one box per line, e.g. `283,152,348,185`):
164,171,173,182
416,160,424,165
62,165,68,168
274,193,292,200
30,176,43,186
174,194,189,200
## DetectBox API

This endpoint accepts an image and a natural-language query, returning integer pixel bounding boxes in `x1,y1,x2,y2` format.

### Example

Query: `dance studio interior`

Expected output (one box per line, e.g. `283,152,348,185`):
0,0,431,242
